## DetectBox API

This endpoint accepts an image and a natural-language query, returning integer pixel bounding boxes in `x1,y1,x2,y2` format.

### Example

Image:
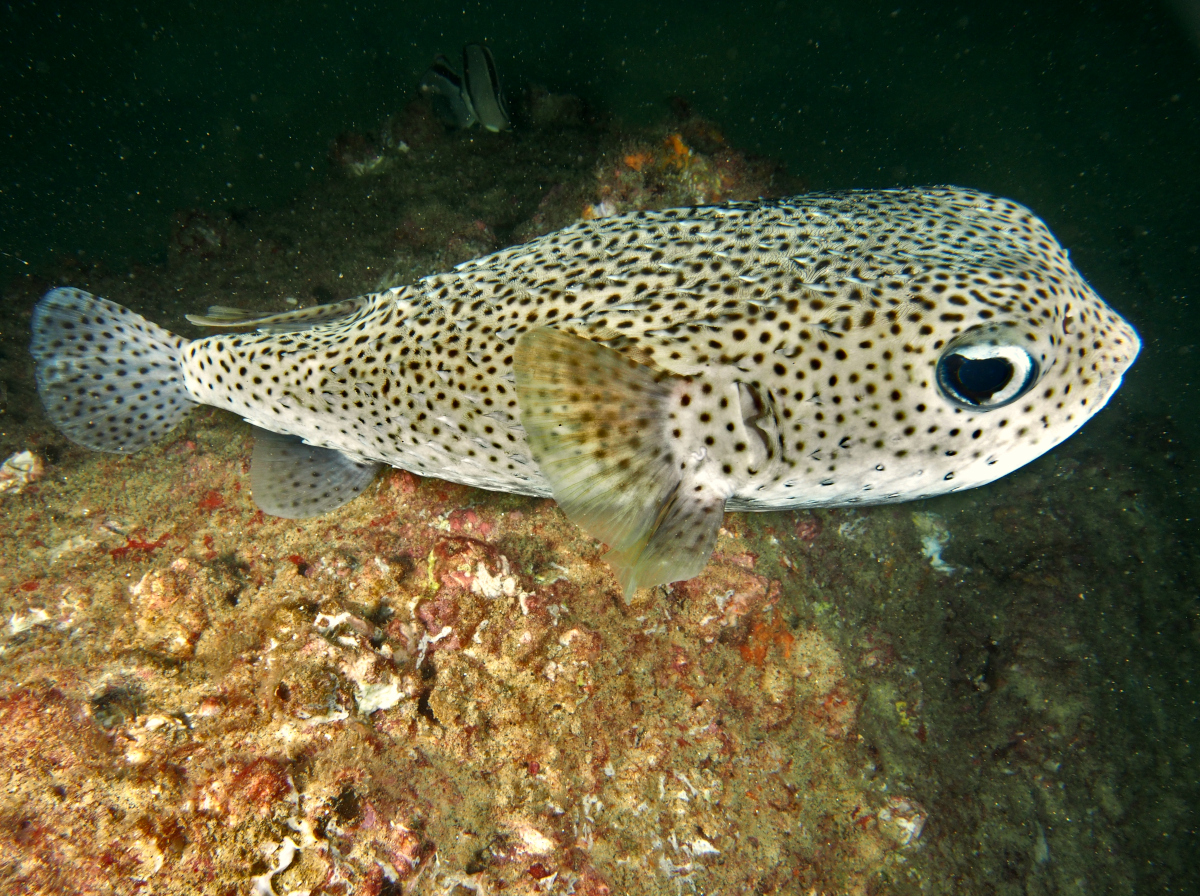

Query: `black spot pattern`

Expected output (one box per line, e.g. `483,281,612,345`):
184,189,1137,511
32,189,1139,535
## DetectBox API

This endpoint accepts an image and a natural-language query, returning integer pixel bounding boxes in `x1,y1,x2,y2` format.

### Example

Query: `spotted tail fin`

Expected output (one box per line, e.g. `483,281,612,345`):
30,288,196,453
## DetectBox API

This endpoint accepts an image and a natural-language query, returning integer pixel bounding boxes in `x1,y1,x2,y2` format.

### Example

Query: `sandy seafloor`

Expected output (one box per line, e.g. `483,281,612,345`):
0,94,1197,896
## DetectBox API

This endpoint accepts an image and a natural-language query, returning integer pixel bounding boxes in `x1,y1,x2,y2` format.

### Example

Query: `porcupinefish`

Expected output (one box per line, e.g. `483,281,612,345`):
29,187,1140,597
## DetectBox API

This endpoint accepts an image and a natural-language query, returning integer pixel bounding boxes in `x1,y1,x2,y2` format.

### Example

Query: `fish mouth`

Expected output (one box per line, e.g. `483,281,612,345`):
1108,312,1142,375
1092,315,1142,410
419,43,511,133
1125,320,1143,366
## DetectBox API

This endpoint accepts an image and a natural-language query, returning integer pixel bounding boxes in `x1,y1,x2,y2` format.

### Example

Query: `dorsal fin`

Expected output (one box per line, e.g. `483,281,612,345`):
186,298,365,333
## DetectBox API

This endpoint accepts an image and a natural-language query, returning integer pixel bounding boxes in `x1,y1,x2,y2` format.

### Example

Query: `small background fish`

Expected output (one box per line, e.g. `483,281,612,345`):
419,42,511,132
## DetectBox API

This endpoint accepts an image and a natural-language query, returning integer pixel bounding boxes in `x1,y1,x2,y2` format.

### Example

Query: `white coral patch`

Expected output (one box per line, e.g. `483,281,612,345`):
8,608,50,635
470,556,521,599
354,677,405,714
0,450,44,495
510,820,555,855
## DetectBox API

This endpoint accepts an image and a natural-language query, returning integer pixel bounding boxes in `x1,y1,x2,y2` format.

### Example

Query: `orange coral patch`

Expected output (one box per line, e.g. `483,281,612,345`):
664,133,691,168
623,151,653,171
738,613,796,666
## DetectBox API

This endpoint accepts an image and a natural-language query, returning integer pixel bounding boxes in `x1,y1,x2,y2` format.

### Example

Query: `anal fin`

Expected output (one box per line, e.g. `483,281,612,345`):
250,427,381,518
514,327,728,599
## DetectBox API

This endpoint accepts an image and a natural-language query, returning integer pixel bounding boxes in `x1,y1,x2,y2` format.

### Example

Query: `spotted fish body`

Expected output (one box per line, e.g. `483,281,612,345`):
31,188,1140,595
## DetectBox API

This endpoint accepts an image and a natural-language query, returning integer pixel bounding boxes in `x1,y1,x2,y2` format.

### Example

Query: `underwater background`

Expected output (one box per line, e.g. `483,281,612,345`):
1,1,1197,893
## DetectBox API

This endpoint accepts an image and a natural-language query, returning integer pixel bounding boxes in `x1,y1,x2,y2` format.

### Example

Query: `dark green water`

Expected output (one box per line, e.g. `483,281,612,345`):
3,1,1199,434
2,1,1199,890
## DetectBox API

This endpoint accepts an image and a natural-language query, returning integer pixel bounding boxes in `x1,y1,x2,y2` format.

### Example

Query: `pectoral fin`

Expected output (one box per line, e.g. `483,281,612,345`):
514,327,727,599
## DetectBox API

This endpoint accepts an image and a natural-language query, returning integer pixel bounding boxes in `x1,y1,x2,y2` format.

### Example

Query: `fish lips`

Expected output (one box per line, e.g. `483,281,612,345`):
462,42,511,132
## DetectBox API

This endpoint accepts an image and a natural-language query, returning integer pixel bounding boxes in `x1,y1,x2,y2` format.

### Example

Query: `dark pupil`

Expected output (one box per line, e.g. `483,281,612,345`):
945,354,1014,403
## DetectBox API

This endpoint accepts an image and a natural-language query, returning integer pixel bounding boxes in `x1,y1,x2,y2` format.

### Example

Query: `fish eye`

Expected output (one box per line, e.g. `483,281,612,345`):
936,340,1038,410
